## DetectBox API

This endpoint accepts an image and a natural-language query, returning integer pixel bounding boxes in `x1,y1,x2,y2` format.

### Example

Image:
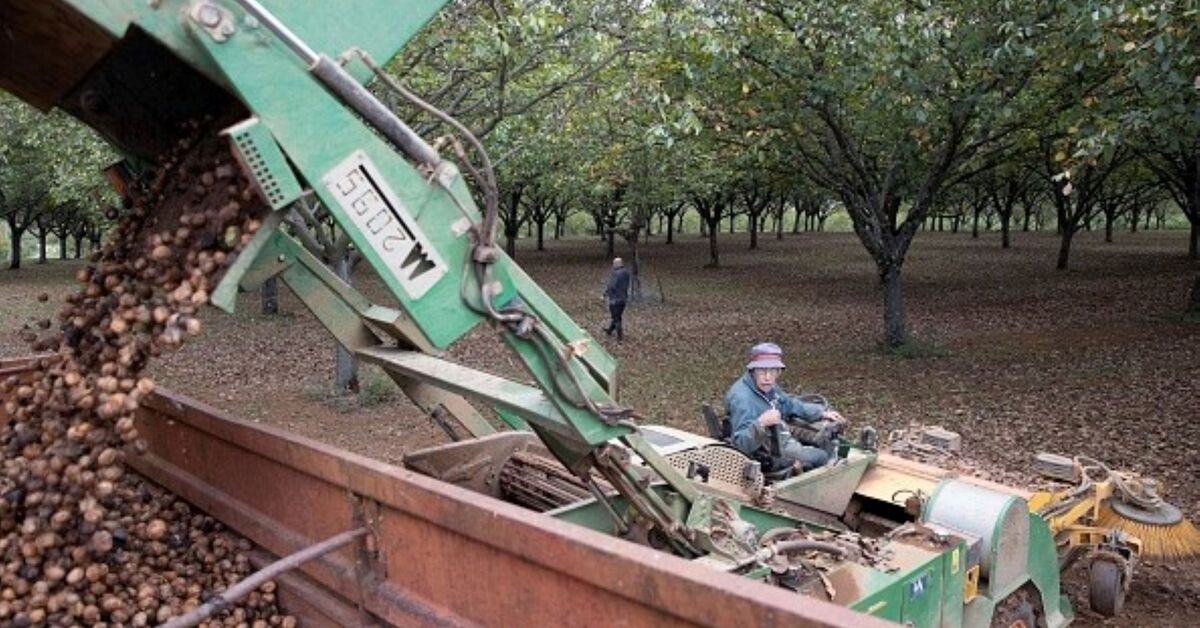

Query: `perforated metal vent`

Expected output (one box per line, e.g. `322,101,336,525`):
222,117,301,210
233,133,284,205
665,445,755,493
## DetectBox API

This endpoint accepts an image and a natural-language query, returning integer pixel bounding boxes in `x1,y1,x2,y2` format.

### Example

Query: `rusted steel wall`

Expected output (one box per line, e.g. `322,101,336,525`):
2,356,886,627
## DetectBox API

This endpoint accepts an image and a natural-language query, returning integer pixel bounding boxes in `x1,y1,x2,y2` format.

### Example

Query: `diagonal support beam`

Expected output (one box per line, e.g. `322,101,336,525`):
355,346,594,442
230,227,502,438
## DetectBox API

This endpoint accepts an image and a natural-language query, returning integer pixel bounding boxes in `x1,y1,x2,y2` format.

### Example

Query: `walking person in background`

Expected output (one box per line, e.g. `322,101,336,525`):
603,257,631,340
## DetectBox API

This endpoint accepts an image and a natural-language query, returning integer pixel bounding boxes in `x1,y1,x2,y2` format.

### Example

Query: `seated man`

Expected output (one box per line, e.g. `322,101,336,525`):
724,342,845,472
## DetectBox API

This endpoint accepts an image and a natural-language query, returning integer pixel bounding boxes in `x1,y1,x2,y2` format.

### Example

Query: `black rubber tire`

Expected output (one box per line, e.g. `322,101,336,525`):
1089,559,1126,618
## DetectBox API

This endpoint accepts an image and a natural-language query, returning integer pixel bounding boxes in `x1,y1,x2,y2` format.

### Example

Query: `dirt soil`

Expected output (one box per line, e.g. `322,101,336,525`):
3,229,1198,626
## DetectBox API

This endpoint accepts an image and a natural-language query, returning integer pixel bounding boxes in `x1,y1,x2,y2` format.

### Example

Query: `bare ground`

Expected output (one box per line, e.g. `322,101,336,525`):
3,229,1198,626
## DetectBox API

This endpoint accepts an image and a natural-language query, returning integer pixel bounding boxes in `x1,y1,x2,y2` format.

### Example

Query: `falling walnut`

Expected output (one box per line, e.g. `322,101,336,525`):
0,120,295,626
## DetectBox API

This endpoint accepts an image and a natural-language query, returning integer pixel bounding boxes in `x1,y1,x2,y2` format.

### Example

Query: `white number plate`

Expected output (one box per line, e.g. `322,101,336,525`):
322,151,446,299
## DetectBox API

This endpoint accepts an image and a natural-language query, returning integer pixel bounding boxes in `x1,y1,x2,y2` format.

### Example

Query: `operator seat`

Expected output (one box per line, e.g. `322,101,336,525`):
701,402,795,482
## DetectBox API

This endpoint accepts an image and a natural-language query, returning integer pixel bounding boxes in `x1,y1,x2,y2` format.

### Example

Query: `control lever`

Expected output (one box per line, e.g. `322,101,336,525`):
767,400,782,459
768,424,783,459
686,461,711,483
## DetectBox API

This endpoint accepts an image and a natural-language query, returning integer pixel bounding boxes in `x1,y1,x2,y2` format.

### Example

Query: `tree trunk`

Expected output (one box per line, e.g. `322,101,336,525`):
8,226,22,270
261,276,279,315
728,214,735,234
1023,208,1032,232
504,231,517,258
536,219,545,251
748,214,759,249
1189,221,1198,260
881,265,907,348
58,236,68,260
606,225,615,258
74,235,83,259
333,255,359,393
554,214,563,240
1056,228,1074,271
792,208,802,234
666,212,676,244
629,236,643,302
1104,212,1114,243
37,231,47,264
706,219,720,268
971,208,980,238
1000,214,1011,249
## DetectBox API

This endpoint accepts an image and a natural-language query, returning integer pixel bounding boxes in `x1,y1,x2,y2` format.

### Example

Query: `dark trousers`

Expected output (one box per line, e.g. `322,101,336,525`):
605,301,627,339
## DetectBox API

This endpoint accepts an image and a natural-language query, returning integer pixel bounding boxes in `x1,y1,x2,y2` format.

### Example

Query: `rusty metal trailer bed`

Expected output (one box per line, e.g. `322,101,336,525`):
0,357,871,627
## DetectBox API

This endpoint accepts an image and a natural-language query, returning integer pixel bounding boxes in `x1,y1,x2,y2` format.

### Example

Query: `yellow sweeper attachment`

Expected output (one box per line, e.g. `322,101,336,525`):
1032,455,1200,562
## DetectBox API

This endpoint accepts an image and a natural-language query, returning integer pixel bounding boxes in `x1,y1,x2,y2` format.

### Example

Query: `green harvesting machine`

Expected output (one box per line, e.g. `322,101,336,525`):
0,1,1110,625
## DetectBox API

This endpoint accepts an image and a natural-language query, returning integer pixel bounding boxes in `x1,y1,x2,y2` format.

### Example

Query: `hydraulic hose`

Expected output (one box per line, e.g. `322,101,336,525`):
769,540,848,558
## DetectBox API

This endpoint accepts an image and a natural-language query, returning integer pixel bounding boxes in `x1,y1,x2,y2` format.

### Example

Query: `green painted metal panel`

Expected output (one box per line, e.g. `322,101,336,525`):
63,0,445,89
848,566,905,622
961,596,997,627
939,543,966,628
549,494,622,534
189,10,486,349
1022,513,1074,628
211,208,285,312
901,562,943,627
974,514,1072,628
774,452,874,512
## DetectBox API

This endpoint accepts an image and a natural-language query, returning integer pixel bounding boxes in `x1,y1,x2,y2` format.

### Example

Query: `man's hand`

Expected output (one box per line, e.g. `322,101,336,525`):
821,410,847,425
758,408,782,428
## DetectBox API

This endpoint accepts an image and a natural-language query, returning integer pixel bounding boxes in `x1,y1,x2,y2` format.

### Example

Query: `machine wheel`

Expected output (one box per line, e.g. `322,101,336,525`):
1088,558,1126,618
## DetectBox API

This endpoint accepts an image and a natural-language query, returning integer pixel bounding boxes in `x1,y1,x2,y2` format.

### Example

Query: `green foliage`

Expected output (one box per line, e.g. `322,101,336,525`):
356,366,398,407
1,92,117,266
0,93,116,207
